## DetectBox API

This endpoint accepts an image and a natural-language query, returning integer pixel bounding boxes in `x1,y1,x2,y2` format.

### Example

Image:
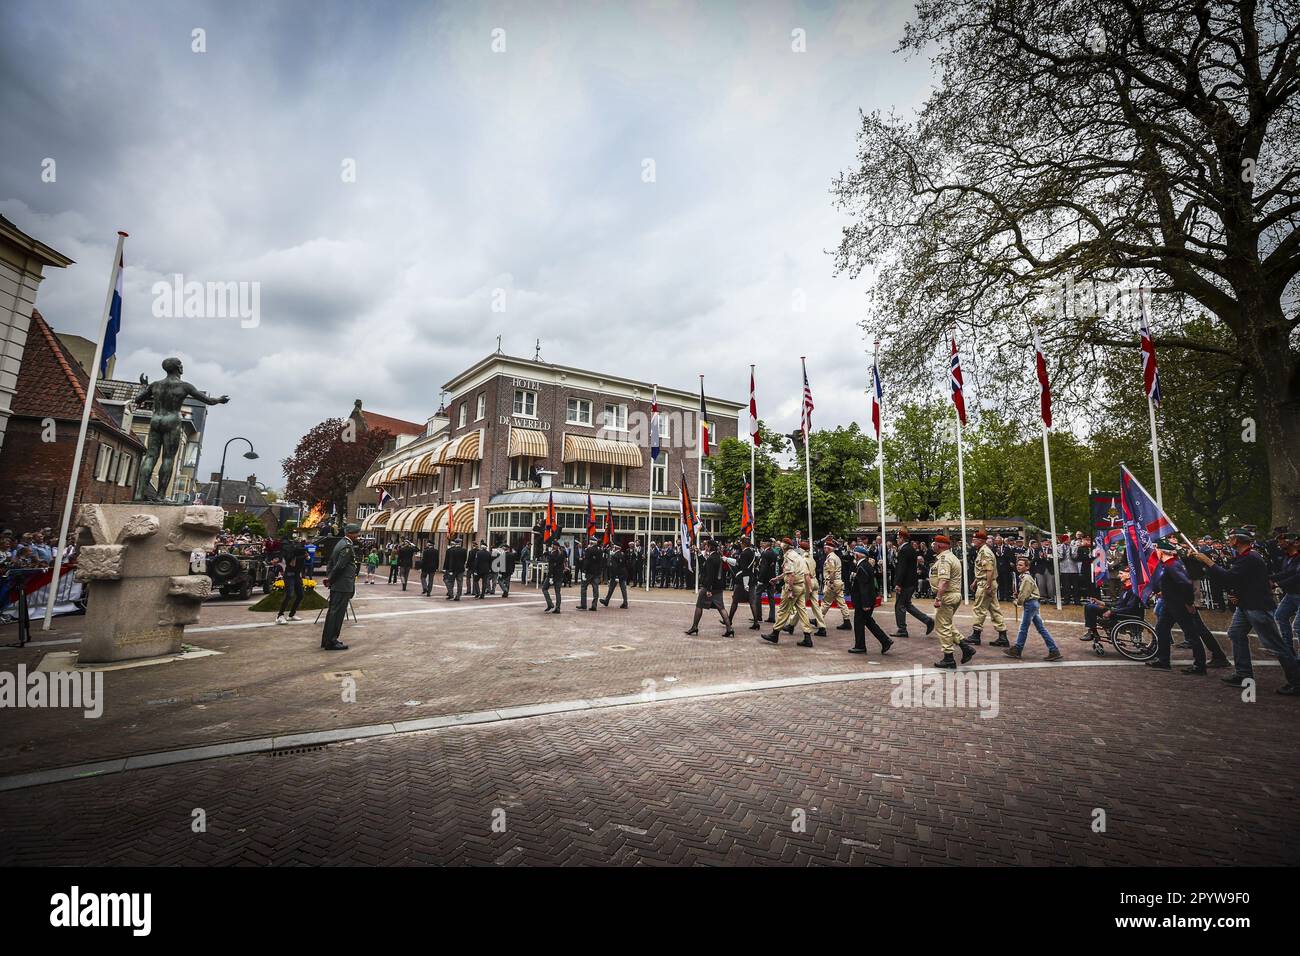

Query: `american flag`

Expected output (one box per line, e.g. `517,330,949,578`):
1138,285,1161,407
800,358,814,439
749,366,759,446
870,355,883,440
949,339,967,426
1032,328,1052,429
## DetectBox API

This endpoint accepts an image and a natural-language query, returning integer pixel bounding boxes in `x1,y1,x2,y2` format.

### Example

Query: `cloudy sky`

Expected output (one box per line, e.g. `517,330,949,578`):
1,0,935,489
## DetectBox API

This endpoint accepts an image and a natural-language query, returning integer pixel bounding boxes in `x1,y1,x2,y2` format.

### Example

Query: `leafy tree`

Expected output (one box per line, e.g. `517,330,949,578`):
223,511,269,537
775,424,876,538
281,418,392,518
713,422,787,540
833,0,1300,528
880,403,959,521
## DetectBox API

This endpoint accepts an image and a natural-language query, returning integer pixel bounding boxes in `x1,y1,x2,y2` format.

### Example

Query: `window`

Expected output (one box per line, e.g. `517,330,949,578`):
237,495,247,504
432,472,441,492
652,451,668,494
566,397,592,425
563,461,588,487
458,403,467,428
597,464,625,490
513,389,537,418
470,461,480,488
452,466,462,492
475,393,486,421
116,453,133,486
701,466,714,498
510,456,536,482
659,414,671,443
94,443,115,482
603,403,627,431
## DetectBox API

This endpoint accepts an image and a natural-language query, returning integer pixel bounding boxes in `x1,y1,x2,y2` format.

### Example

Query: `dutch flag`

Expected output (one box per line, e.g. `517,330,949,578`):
101,247,124,377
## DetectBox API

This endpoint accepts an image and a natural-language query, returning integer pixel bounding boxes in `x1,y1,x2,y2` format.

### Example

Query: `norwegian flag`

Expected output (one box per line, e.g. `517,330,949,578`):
1120,463,1178,601
1138,286,1161,407
800,359,814,439
870,355,883,440
376,487,393,510
949,339,967,426
1032,328,1052,429
749,367,759,446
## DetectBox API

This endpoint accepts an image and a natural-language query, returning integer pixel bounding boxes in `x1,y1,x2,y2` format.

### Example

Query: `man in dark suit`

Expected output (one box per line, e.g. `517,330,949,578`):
397,539,417,591
685,538,734,637
443,538,467,600
542,539,567,613
753,538,779,623
601,542,630,608
471,542,493,598
321,524,360,650
891,528,934,638
419,540,439,595
725,537,760,630
579,537,603,610
849,546,893,655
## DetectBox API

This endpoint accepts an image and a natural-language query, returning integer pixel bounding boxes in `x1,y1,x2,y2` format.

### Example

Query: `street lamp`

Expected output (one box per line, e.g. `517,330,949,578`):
214,437,258,507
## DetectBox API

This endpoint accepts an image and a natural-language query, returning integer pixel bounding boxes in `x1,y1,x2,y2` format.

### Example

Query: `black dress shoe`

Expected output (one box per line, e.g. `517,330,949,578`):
814,628,827,637
324,642,349,651
990,634,1010,647
748,622,761,630
724,630,735,638
1278,684,1299,696
836,621,852,631
848,647,867,654
1221,673,1248,685
1181,665,1207,674
892,631,908,638
1145,660,1171,669
600,598,609,606
796,637,814,647
761,632,779,644
880,638,894,654
1207,657,1231,668
925,619,935,635
684,628,699,635
620,604,628,609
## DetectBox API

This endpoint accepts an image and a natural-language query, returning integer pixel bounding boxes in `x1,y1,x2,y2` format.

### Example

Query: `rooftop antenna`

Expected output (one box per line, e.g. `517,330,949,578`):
533,338,542,362
496,335,503,354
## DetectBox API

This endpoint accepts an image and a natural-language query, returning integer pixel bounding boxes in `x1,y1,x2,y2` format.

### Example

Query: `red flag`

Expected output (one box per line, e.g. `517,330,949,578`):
699,378,711,457
740,481,754,537
585,492,596,540
1032,328,1052,429
680,466,697,548
749,367,759,446
543,491,557,543
603,501,614,546
949,339,967,426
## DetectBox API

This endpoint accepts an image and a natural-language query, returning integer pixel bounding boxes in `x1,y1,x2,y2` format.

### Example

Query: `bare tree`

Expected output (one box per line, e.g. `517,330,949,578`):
833,0,1300,526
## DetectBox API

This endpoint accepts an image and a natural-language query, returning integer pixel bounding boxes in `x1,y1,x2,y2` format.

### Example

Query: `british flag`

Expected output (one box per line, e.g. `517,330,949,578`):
1120,463,1178,601
949,339,967,426
1138,285,1161,407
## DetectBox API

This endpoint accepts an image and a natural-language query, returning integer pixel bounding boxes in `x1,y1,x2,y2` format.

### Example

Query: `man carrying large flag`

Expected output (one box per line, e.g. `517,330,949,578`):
1119,462,1176,604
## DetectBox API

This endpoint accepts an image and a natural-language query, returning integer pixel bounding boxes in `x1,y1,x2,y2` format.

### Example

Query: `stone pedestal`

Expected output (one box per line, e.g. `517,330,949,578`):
74,504,223,664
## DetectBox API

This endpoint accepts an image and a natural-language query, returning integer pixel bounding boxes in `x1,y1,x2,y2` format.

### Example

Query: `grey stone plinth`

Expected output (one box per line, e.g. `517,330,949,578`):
75,504,223,664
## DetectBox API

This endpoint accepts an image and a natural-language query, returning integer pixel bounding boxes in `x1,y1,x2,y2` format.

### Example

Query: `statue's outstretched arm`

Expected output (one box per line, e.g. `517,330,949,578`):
186,384,230,405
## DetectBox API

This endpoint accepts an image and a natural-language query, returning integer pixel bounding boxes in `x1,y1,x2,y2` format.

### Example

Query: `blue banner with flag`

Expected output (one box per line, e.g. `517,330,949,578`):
1119,463,1178,602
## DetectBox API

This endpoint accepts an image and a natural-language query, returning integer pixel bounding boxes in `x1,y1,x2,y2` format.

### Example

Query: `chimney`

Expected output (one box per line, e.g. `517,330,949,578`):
210,472,222,483
246,474,257,486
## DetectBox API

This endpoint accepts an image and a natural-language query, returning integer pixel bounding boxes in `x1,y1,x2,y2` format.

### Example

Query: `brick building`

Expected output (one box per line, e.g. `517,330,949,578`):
0,309,144,533
341,400,427,529
359,353,742,550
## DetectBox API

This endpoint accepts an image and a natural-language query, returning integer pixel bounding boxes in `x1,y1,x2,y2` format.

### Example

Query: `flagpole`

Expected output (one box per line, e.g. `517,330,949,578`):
955,406,969,604
646,392,654,593
1042,423,1062,610
696,374,703,593
1139,284,1164,511
874,341,887,603
749,364,756,546
44,230,128,630
800,357,813,547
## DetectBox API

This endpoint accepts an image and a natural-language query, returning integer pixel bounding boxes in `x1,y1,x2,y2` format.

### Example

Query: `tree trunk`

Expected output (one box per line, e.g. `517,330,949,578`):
1242,298,1300,530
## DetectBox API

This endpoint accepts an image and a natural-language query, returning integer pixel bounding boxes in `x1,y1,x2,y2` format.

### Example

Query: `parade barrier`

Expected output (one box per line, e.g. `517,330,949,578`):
1,565,84,648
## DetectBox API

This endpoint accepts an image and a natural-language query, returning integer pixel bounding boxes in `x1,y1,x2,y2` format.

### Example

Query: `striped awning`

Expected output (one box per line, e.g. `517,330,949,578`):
392,504,438,533
439,429,483,464
365,464,391,488
416,504,451,534
508,427,548,458
562,434,643,468
360,509,391,531
384,507,419,532
394,459,418,481
450,500,478,533
411,447,443,477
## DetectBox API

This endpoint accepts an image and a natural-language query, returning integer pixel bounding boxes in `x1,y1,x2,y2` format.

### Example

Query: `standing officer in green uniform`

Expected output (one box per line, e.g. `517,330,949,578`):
931,534,976,668
969,528,1010,647
321,523,360,651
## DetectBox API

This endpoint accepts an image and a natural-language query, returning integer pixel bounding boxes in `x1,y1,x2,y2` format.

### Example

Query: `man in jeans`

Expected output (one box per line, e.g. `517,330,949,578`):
1272,532,1300,654
1189,528,1300,696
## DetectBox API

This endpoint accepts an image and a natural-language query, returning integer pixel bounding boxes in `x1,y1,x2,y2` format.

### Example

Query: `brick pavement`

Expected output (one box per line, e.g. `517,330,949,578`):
0,583,1266,777
1,664,1295,866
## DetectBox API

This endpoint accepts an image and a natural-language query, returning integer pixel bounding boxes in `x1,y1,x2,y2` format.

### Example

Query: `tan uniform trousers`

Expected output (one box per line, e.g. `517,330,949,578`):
820,578,850,623
971,581,1005,631
774,581,811,634
934,591,963,654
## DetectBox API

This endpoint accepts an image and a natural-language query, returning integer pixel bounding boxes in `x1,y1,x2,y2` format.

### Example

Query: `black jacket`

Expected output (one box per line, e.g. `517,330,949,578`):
606,548,627,580
849,559,878,610
758,546,779,583
699,551,724,592
444,545,467,575
419,546,439,574
894,542,918,589
397,544,417,569
545,549,568,580
1203,548,1277,611
581,546,603,578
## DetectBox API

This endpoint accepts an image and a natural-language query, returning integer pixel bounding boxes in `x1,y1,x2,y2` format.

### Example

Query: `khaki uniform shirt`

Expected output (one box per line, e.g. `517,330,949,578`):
823,551,841,582
932,549,962,596
975,543,997,584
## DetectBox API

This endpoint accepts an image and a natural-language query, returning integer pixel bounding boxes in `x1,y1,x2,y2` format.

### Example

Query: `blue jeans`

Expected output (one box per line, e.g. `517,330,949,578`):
1275,593,1300,648
1015,599,1057,651
1228,608,1300,685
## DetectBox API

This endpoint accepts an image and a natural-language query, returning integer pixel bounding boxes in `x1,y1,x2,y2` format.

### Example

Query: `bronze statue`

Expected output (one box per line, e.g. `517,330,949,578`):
132,357,228,502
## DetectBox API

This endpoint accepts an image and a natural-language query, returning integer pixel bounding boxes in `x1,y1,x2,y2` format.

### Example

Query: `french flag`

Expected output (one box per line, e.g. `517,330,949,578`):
870,355,883,440
949,339,967,426
101,247,124,377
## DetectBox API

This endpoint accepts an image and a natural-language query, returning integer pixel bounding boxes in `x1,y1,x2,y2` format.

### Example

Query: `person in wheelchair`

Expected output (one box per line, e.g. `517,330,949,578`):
1082,567,1142,642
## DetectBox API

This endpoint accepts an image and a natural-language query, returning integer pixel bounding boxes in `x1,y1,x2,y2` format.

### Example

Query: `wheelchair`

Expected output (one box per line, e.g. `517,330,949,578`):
1089,612,1158,661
